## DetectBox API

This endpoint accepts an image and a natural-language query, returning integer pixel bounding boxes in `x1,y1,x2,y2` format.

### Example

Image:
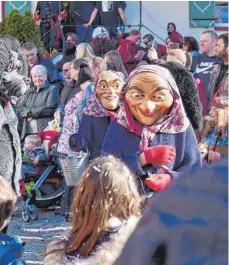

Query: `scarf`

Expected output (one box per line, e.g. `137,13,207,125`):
116,65,190,151
84,93,117,120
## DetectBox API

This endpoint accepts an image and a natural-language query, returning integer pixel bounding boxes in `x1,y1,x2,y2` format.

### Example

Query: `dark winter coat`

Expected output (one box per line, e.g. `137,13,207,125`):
69,115,111,160
102,120,201,179
113,157,228,265
59,80,81,107
18,84,59,140
36,52,63,91
59,80,81,124
149,60,203,131
55,54,76,72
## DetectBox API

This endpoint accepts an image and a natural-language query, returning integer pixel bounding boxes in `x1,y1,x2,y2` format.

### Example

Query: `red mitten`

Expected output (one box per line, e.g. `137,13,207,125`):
145,174,171,192
143,145,176,165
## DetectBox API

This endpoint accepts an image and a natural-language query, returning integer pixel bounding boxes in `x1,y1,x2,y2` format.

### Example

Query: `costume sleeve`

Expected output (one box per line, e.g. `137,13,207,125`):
30,86,59,118
102,121,145,175
169,125,202,179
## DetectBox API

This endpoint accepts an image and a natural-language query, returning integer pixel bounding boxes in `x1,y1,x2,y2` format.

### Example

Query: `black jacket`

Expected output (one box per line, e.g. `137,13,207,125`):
18,84,59,139
55,54,76,72
150,60,203,131
59,80,81,124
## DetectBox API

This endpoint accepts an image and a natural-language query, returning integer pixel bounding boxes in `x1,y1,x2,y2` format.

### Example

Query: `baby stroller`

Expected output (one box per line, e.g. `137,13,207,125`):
22,154,65,222
21,129,65,222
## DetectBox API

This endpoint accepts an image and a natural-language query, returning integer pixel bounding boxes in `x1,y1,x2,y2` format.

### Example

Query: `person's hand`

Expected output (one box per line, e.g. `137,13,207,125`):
208,150,221,163
125,22,131,27
145,174,171,192
82,23,90,28
33,156,40,165
143,145,176,165
27,117,33,122
148,48,158,61
135,50,145,60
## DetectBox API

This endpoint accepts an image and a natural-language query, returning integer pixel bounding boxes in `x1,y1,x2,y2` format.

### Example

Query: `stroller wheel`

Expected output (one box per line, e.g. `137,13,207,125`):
30,205,39,220
22,208,30,222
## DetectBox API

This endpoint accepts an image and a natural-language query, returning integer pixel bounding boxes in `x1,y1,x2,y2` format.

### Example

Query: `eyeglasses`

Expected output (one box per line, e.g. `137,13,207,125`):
62,69,70,72
143,40,150,45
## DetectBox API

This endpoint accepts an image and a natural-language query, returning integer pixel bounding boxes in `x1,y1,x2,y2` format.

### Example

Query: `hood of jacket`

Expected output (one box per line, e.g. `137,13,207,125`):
44,216,140,265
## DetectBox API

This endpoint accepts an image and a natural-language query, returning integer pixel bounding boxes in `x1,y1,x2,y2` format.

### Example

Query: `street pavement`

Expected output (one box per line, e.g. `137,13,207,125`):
8,205,69,264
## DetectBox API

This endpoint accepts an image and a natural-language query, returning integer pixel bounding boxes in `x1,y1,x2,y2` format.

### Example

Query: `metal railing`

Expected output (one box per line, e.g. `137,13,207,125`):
40,22,166,53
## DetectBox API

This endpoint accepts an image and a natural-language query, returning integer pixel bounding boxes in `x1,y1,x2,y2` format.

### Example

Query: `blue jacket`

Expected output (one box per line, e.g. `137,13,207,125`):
0,233,26,265
102,120,201,179
70,115,111,159
37,53,63,91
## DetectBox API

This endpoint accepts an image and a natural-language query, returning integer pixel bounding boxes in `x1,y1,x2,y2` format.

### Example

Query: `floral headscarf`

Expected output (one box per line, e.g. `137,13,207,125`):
116,65,190,151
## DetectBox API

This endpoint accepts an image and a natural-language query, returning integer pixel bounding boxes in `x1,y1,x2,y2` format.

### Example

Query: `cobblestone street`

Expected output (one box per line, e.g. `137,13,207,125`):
8,207,69,264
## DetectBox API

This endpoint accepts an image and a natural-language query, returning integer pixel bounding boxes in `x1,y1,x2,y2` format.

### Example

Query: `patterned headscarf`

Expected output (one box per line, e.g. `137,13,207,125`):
116,65,190,151
84,71,125,120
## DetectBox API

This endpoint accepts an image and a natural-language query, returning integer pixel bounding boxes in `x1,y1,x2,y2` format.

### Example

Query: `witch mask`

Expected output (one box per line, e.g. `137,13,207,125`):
96,71,124,111
124,72,174,126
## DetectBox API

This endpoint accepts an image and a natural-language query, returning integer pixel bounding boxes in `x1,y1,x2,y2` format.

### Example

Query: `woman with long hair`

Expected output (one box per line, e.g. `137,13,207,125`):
104,50,128,79
44,155,142,265
182,36,200,57
56,60,95,217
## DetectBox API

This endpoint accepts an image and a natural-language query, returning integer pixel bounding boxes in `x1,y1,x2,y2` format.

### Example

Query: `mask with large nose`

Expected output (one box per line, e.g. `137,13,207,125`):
96,71,124,111
124,72,174,126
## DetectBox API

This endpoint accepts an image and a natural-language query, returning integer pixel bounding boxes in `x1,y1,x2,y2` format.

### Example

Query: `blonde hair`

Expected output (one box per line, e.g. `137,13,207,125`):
0,176,17,231
76,43,95,60
201,97,228,140
167,49,186,66
24,134,42,147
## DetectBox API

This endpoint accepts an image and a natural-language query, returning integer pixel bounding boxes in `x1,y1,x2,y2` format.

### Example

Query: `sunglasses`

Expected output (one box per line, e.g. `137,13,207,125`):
62,69,70,72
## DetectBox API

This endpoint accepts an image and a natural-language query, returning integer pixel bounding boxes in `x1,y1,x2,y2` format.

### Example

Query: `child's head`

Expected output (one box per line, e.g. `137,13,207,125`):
24,134,42,151
201,97,228,140
166,49,186,66
65,155,142,257
0,176,17,231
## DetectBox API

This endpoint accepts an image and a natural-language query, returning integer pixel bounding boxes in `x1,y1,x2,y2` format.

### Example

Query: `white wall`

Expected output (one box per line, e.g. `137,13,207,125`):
8,1,228,45
125,1,227,44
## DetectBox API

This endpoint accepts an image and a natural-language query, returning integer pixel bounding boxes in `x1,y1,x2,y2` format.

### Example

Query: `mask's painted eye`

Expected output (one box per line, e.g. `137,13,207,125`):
132,92,143,100
153,95,166,101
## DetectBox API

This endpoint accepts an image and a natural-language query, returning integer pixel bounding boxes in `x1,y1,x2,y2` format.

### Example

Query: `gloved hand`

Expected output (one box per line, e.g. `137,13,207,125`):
145,174,171,192
69,133,84,152
143,145,176,165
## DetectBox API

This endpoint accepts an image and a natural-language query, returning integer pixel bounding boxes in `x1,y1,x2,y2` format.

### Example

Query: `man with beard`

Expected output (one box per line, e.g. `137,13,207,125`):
208,33,228,109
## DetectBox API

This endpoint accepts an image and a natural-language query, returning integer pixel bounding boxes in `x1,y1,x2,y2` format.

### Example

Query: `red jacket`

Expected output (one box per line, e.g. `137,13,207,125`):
119,39,137,74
